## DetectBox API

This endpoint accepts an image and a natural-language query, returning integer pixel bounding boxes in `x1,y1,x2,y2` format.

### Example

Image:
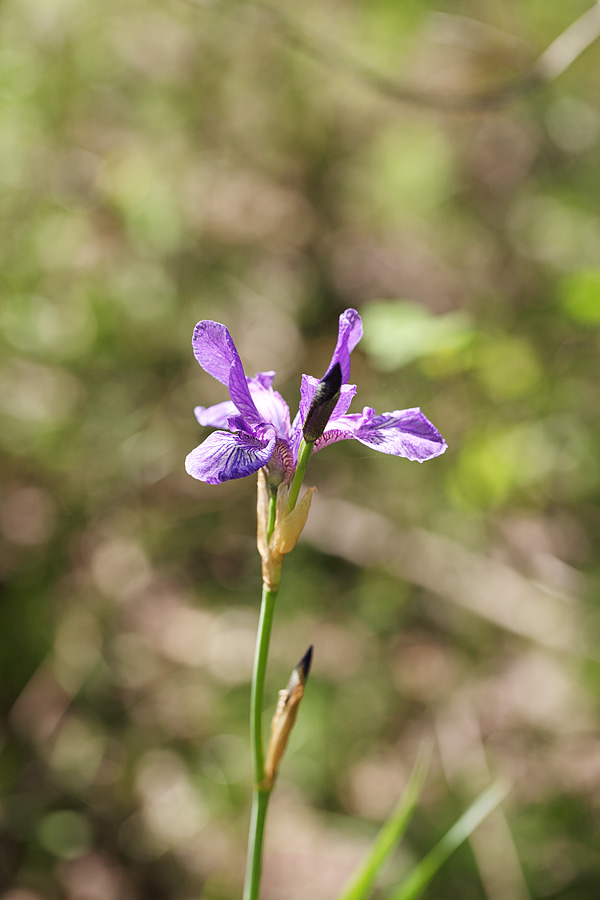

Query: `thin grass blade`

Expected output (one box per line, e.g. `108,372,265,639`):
387,779,511,900
337,741,433,900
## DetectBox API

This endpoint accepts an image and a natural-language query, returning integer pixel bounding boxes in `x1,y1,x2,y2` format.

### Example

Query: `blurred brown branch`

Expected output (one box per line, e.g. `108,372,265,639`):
302,496,586,653
194,0,600,112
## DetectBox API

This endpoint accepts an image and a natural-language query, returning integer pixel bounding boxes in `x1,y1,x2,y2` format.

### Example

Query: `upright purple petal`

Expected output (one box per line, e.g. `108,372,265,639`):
252,371,276,389
185,428,276,484
194,373,290,439
325,308,363,383
192,321,261,424
194,400,238,429
192,321,239,386
248,377,292,441
314,407,447,462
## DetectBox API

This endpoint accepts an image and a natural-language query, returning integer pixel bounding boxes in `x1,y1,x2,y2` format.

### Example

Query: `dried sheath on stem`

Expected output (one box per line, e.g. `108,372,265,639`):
263,646,313,789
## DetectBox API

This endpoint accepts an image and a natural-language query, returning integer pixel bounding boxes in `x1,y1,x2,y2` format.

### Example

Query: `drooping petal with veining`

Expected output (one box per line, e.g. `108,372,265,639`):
315,407,447,462
356,408,447,461
192,321,261,424
185,428,277,484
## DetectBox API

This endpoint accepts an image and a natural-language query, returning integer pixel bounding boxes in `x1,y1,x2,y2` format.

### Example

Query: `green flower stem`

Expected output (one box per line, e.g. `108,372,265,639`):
243,493,279,900
288,438,313,510
266,486,278,539
249,581,277,788
244,438,316,900
243,788,270,900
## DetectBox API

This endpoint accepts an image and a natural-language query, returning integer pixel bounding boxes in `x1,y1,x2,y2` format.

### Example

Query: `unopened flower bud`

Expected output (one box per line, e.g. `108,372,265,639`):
257,473,316,591
271,482,316,555
303,362,342,443
264,646,313,788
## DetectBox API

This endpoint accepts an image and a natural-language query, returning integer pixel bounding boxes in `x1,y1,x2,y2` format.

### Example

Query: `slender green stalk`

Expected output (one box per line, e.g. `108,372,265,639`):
243,789,270,900
244,439,317,900
287,438,313,510
243,493,279,900
249,582,277,786
266,487,277,539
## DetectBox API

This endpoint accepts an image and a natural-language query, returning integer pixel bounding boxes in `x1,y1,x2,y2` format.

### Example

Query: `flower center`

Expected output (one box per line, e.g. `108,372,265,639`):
265,439,294,488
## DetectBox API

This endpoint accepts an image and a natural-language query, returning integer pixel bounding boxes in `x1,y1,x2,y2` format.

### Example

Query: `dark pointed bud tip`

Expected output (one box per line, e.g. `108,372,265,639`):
296,645,313,683
303,363,342,443
264,645,314,787
318,363,343,401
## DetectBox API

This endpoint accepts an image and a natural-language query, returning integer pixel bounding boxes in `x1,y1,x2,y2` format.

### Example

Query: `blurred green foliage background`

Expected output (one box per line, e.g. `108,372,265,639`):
1,0,600,897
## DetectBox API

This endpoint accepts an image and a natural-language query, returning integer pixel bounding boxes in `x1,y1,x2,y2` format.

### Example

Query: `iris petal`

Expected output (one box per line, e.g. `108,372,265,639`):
185,428,276,484
194,400,238,429
325,308,363,383
192,321,261,424
187,311,447,485
315,407,447,462
248,378,292,440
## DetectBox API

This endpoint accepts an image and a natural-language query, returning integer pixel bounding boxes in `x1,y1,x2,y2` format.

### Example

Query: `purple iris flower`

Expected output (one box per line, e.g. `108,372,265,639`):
185,309,447,485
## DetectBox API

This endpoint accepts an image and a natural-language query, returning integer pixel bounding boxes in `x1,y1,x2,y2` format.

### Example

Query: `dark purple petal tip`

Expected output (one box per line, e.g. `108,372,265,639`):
303,362,343,443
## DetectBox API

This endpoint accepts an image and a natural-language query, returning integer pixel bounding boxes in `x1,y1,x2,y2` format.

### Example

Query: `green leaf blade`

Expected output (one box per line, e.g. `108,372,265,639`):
338,742,433,900
388,779,511,900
